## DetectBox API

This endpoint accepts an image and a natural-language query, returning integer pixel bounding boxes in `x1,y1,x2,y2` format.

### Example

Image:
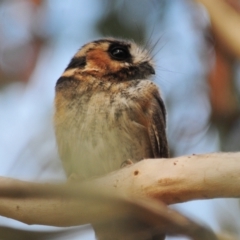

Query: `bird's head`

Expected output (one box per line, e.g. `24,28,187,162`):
63,38,155,81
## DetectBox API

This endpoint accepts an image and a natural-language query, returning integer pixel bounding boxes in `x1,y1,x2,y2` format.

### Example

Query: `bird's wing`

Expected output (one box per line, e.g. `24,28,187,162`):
147,93,169,158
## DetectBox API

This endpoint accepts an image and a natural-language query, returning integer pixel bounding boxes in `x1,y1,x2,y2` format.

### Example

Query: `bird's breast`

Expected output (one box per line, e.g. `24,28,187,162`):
55,81,154,179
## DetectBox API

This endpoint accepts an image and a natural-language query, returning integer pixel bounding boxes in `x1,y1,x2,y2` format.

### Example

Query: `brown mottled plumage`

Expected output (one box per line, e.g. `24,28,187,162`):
54,38,169,180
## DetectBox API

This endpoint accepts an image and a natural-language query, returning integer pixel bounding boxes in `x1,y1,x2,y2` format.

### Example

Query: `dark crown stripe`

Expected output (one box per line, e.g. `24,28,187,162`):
56,76,72,85
93,39,116,45
55,76,79,90
65,56,86,70
93,39,131,48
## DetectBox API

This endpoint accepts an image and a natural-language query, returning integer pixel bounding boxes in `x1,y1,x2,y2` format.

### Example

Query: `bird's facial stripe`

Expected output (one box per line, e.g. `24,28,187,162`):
62,69,77,77
129,44,153,66
75,42,97,58
75,42,109,58
86,48,120,71
65,56,86,70
56,76,78,86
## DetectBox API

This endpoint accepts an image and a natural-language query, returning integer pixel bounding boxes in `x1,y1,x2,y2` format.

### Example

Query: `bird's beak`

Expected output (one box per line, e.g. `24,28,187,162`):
143,62,155,75
149,65,155,75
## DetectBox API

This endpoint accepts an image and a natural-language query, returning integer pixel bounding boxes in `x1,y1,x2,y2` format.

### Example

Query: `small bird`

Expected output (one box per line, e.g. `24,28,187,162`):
54,38,169,180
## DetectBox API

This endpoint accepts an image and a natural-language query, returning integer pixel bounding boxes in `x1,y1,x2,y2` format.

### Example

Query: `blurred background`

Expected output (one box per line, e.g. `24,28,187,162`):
0,0,240,239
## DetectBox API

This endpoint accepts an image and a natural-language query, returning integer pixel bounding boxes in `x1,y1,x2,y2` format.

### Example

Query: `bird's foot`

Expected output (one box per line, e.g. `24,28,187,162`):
121,159,134,168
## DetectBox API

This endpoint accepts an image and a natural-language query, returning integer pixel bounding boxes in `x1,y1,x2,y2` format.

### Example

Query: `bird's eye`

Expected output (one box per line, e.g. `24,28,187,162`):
109,47,130,61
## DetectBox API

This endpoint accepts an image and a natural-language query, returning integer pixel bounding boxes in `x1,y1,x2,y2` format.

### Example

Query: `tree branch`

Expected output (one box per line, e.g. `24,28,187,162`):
96,152,240,204
0,152,239,239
